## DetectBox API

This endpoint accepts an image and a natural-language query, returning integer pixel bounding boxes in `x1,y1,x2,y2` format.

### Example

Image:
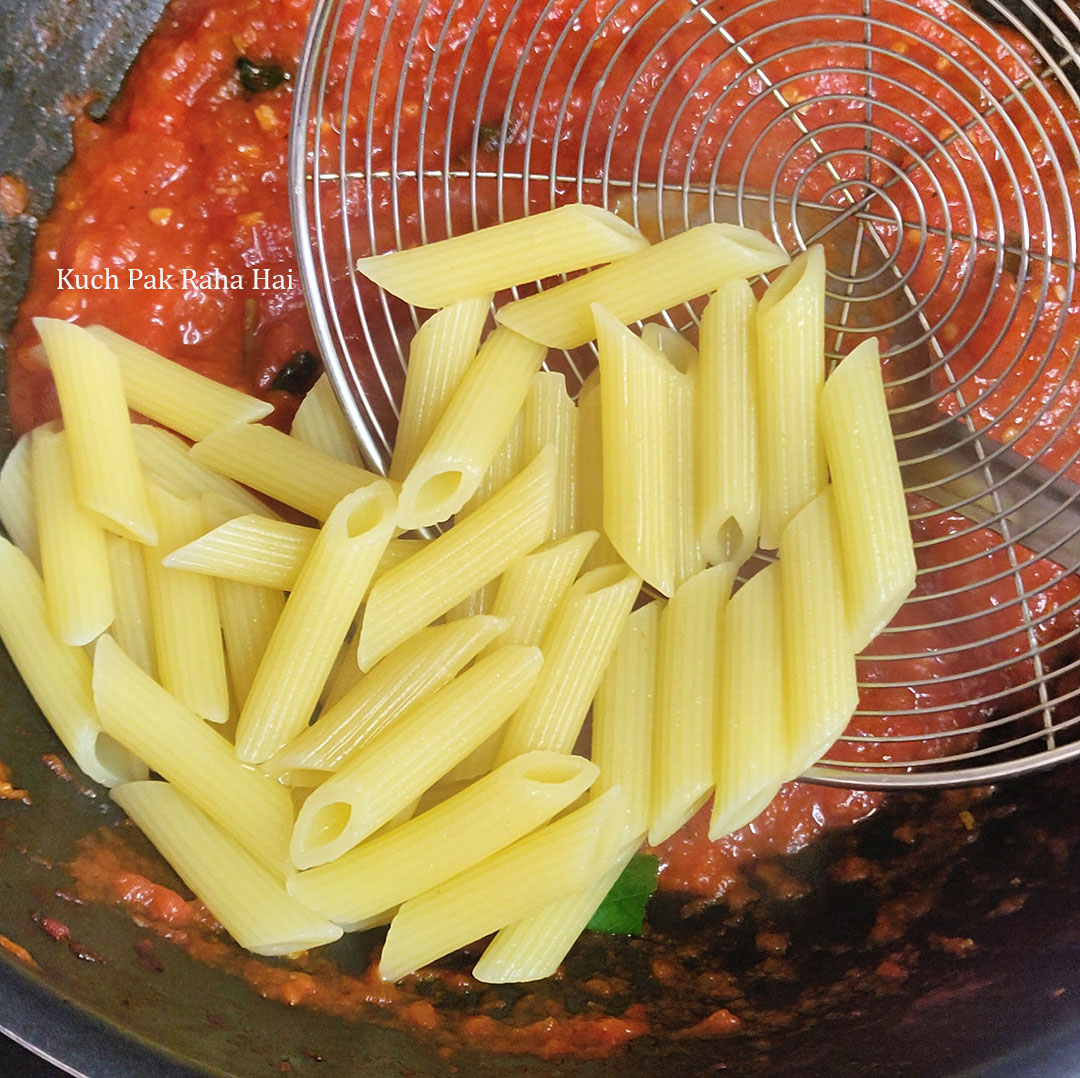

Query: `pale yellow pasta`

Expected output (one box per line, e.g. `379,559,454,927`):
356,446,556,670
0,430,39,565
356,204,648,308
104,533,156,677
30,425,114,646
639,323,698,373
216,577,285,710
495,563,641,763
190,423,386,522
235,481,397,764
0,539,146,788
289,644,543,868
472,837,639,984
756,245,828,549
265,614,507,784
396,327,546,529
574,372,621,572
495,223,789,350
290,374,363,467
697,280,761,565
113,781,341,956
130,424,273,519
34,318,156,544
821,338,916,651
143,484,230,724
92,634,293,874
594,304,685,596
389,295,492,481
649,563,735,846
522,371,578,540
377,787,628,982
591,600,659,841
319,634,365,711
779,488,859,778
288,751,598,928
710,563,785,841
86,325,272,441
670,358,705,588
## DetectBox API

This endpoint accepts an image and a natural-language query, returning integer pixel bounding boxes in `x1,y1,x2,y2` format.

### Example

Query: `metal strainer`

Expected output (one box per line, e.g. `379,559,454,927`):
289,0,1080,788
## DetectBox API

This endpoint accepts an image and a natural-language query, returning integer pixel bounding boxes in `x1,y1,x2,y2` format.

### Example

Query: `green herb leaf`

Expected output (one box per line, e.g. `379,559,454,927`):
586,853,659,936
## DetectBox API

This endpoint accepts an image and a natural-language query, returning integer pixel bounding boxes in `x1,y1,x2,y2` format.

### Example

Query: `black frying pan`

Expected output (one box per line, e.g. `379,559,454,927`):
4,2,1080,1074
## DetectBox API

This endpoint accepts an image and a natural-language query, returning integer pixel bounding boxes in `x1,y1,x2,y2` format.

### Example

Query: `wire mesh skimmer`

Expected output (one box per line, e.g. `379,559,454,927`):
289,0,1080,788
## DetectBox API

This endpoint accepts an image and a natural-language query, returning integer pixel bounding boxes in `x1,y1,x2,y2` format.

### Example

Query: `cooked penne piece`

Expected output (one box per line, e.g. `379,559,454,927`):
289,645,543,868
710,563,785,840
591,600,659,840
143,484,229,724
649,563,735,846
357,446,556,670
670,358,705,587
779,488,859,778
396,327,546,529
30,425,114,646
190,423,386,522
235,481,397,764
290,374,363,467
472,837,639,984
265,614,507,784
756,245,828,549
574,372,621,572
821,338,916,651
113,781,341,956
697,280,761,565
33,318,156,544
0,430,39,565
0,539,146,788
130,424,273,519
594,304,686,596
495,223,789,350
639,323,698,373
104,533,156,677
92,635,293,874
288,751,598,927
495,563,641,763
355,204,648,308
216,577,285,710
522,371,578,540
86,325,273,441
319,633,365,711
377,786,628,982
389,295,492,481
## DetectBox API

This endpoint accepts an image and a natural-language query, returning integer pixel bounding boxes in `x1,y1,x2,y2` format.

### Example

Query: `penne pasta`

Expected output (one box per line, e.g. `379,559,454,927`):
389,295,492,481
234,481,397,764
710,563,786,840
0,430,39,565
104,533,156,677
0,539,146,788
113,781,341,956
639,323,698,373
574,372,621,572
495,563,641,763
356,203,648,308
396,327,546,529
495,223,789,350
190,423,386,522
143,484,230,724
288,751,598,928
289,644,543,868
779,488,859,778
649,562,735,846
356,445,556,670
290,374,364,467
92,635,293,874
34,318,156,544
86,325,273,441
821,338,916,651
30,425,114,646
697,280,761,565
265,614,507,784
377,787,628,982
756,245,828,549
591,600,660,841
522,371,579,540
216,577,285,710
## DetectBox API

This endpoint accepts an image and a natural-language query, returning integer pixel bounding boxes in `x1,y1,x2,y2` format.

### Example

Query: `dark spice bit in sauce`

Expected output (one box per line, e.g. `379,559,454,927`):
270,351,321,396
236,56,289,94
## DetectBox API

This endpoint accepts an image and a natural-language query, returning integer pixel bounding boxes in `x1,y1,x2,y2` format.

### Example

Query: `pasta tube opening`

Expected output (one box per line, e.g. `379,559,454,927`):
409,469,466,521
303,801,353,849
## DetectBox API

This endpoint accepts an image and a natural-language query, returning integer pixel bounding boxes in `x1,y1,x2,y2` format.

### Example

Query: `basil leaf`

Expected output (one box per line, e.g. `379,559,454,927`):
586,853,659,936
